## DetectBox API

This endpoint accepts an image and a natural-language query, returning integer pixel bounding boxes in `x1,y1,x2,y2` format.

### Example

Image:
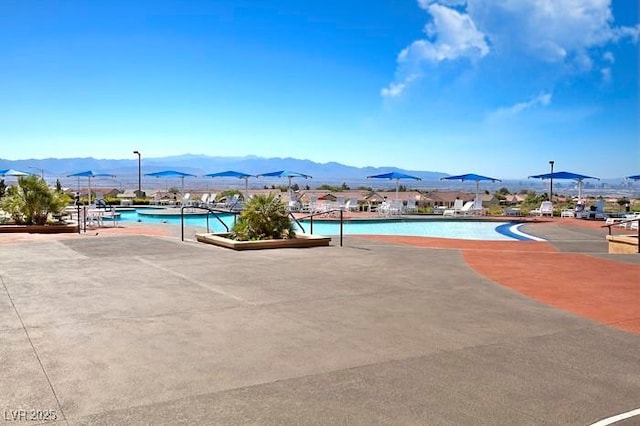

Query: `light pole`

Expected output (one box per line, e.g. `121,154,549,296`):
133,150,141,197
549,160,554,202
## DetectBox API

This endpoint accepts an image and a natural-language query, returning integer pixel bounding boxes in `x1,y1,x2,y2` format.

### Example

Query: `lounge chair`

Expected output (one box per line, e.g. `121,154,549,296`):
348,197,360,212
560,208,575,218
458,201,475,216
405,198,417,213
443,199,464,216
531,201,553,217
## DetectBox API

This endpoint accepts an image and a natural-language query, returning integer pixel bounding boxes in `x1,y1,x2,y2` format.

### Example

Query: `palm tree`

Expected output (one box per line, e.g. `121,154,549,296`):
231,193,295,241
1,176,69,225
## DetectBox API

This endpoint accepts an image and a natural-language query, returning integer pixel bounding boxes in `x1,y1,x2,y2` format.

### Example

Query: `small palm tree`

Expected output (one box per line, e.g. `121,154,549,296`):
1,176,69,225
231,193,295,241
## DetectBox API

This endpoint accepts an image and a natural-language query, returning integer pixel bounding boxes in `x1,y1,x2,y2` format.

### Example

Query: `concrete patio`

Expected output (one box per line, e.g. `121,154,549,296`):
1,220,639,424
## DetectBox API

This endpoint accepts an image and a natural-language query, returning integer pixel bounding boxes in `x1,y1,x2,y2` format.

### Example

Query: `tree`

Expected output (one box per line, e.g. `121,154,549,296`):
231,193,295,241
1,175,69,225
0,179,5,200
55,179,63,193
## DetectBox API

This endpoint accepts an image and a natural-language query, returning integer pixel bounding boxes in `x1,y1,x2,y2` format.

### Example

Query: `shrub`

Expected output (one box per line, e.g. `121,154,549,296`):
231,193,295,241
1,176,70,225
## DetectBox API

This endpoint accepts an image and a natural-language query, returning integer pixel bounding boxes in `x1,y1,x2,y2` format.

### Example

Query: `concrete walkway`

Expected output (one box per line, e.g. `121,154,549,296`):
0,220,639,424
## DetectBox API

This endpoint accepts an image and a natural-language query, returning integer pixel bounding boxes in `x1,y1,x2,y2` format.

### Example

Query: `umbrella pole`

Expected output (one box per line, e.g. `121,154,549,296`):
395,179,399,201
88,177,92,205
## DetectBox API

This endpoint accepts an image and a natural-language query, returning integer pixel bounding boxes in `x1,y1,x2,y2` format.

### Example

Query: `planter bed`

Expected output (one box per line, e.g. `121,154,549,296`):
0,223,77,234
195,232,331,250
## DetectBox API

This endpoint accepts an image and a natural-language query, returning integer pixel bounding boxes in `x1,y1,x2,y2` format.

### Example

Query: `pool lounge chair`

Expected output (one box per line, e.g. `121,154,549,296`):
443,199,464,216
530,201,553,217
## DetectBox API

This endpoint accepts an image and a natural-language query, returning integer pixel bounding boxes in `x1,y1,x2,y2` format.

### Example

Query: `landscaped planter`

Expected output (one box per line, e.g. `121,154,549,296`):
0,223,77,233
195,232,331,250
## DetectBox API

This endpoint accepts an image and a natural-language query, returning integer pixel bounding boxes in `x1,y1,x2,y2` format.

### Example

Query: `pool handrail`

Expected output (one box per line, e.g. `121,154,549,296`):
292,208,345,247
180,205,239,242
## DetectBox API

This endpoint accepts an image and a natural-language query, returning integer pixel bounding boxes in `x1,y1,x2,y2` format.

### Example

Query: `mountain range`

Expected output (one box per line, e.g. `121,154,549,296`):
0,154,449,186
1,155,632,193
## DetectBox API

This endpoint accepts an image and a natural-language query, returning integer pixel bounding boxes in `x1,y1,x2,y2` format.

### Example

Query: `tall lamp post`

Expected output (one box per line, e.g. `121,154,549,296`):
549,160,554,202
133,150,142,197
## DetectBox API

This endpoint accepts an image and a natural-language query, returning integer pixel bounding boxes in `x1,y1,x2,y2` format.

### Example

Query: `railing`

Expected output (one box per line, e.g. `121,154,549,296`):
180,205,239,242
601,216,640,253
291,208,345,247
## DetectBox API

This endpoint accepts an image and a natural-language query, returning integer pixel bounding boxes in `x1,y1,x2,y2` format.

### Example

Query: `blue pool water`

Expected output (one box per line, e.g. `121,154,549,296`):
116,210,541,241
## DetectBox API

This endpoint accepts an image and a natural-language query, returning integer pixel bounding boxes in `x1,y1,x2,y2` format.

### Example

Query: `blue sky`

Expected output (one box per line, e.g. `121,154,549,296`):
1,0,638,178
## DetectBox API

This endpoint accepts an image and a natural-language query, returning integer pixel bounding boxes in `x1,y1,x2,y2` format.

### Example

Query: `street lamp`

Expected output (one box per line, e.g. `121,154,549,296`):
133,150,141,197
549,160,554,202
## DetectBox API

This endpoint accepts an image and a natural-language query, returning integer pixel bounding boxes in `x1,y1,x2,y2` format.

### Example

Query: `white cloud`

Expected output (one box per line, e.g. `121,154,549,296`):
490,93,553,118
400,4,489,65
602,51,614,63
601,67,612,84
382,0,638,97
381,74,420,98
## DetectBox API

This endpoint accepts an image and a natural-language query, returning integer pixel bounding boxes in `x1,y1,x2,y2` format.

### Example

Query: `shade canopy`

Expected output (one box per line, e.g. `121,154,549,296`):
67,170,116,204
441,173,501,183
204,170,254,198
528,171,598,181
144,170,196,178
367,172,422,200
204,170,253,179
528,171,599,201
626,175,640,181
258,170,311,191
367,172,422,181
0,169,31,177
145,170,196,199
258,170,312,179
441,173,501,205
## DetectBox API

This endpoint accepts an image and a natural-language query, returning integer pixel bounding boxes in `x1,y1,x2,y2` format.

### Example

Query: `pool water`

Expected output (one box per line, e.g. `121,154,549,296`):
116,210,540,241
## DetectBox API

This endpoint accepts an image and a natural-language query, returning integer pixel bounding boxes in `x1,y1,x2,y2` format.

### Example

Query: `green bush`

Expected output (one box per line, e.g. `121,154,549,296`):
1,176,70,225
231,193,295,241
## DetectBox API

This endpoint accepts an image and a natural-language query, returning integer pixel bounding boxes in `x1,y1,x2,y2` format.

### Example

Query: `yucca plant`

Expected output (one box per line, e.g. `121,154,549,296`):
231,193,295,241
1,176,69,225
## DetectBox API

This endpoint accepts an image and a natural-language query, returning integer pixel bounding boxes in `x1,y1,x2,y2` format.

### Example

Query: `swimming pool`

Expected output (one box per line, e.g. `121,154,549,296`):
116,209,542,241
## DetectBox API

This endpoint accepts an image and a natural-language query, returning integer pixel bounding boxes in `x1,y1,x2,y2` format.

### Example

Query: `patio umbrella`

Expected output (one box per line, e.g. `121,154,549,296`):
67,170,116,204
528,171,599,202
144,170,196,200
204,170,254,199
258,170,312,192
367,172,422,201
626,175,640,181
440,173,501,205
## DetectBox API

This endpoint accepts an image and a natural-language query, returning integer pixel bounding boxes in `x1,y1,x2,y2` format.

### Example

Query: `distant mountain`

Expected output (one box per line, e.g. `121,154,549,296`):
0,155,449,187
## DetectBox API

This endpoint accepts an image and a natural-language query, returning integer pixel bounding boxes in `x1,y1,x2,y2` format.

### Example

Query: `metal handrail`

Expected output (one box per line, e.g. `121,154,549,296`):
181,205,238,241
601,216,639,253
291,208,345,247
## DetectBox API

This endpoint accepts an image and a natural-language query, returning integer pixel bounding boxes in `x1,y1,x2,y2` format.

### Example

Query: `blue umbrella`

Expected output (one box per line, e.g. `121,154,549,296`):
627,175,640,181
367,172,422,200
145,170,196,199
528,171,599,201
67,170,116,204
440,173,501,203
204,170,254,198
258,170,312,191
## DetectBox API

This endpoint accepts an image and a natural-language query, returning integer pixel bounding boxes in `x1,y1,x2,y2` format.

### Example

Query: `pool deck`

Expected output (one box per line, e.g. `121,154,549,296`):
0,217,638,424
